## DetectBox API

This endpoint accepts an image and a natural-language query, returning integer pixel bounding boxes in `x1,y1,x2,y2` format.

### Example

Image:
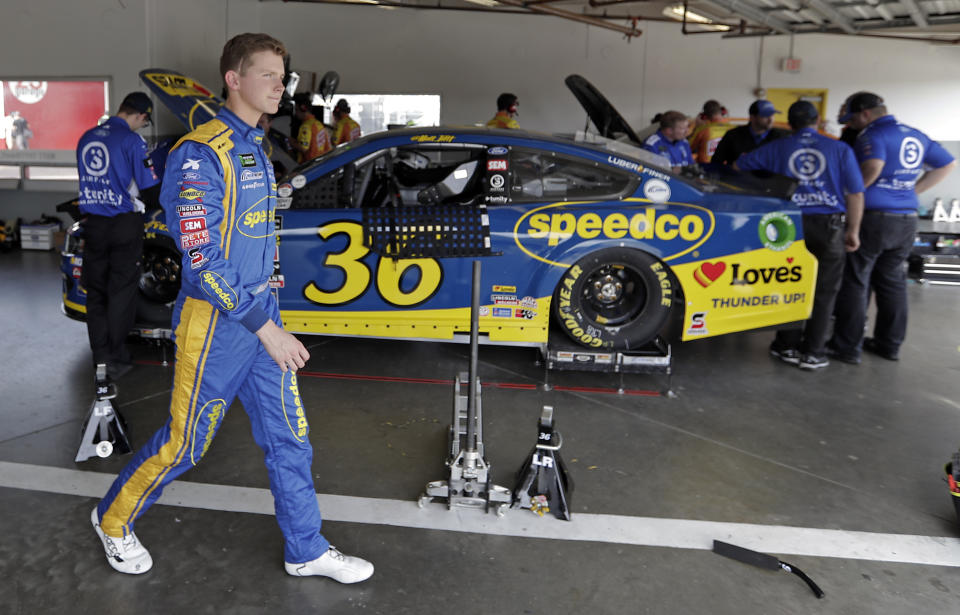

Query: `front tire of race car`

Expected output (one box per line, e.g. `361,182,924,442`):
136,237,181,327
553,248,673,350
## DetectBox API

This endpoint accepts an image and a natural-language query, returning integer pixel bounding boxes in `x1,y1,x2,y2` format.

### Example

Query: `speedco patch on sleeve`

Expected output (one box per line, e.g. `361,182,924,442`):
200,270,238,311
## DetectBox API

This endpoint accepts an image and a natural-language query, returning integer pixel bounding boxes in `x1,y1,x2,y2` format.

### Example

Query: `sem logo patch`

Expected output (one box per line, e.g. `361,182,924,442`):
488,159,508,171
180,217,207,233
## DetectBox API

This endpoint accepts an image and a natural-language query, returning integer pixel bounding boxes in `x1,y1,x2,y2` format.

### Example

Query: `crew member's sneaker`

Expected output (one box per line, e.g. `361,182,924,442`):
285,546,374,583
863,337,899,361
769,345,801,365
91,507,153,574
825,345,861,365
798,354,829,370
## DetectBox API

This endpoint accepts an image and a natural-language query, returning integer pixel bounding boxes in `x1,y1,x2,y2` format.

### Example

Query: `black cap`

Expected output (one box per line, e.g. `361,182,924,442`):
787,100,819,128
839,92,883,123
334,98,350,113
120,91,153,120
748,99,779,117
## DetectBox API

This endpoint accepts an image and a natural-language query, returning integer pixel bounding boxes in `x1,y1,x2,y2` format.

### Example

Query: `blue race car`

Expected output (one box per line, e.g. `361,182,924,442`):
61,71,817,351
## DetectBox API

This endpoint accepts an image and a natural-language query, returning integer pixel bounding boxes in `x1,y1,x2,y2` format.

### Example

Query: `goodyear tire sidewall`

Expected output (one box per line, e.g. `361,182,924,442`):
553,248,672,350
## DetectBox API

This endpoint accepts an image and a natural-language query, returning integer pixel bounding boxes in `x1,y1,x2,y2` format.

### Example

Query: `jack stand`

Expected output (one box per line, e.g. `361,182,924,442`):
420,260,512,516
512,406,573,520
75,364,132,462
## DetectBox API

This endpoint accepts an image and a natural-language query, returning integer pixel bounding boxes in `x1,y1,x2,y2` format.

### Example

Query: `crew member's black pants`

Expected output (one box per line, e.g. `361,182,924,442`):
773,212,846,357
80,212,144,367
830,211,916,357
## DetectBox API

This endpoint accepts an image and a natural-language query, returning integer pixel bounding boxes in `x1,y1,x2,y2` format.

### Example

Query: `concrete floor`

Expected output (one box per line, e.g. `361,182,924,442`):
2,248,960,614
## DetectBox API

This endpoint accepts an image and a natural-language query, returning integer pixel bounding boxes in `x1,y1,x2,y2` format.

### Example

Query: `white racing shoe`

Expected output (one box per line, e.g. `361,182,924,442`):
91,507,153,574
285,546,374,583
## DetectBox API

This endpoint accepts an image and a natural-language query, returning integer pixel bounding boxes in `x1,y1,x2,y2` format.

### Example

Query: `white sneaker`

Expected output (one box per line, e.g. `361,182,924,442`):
91,507,153,574
285,546,374,583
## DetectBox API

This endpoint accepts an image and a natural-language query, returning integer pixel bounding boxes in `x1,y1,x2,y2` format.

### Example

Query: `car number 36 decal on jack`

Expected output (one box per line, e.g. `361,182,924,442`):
303,221,444,308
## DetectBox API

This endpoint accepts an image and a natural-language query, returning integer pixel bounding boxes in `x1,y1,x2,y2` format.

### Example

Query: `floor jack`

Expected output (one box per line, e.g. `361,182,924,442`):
511,405,573,520
75,364,132,462
420,261,513,516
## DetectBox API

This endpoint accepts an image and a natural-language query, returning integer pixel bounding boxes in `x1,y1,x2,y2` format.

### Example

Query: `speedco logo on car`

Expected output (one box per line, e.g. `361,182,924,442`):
200,271,237,311
515,202,714,266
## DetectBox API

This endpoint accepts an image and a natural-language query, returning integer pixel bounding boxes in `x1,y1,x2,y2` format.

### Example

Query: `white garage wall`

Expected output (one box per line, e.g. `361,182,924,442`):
3,0,960,222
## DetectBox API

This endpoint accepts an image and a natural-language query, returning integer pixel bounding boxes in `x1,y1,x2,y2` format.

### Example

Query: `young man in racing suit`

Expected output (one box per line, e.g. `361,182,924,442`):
91,32,374,584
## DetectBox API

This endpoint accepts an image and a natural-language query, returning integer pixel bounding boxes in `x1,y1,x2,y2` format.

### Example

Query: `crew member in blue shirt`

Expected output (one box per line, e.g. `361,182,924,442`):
736,100,864,370
76,91,160,378
642,110,694,172
828,92,956,363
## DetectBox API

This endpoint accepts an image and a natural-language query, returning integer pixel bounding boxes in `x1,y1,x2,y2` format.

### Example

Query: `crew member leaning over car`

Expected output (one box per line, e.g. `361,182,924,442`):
486,92,520,130
642,110,694,173
75,91,160,379
332,98,361,146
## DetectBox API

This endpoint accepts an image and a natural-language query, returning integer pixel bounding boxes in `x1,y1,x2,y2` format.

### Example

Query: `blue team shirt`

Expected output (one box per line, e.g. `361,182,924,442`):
854,115,954,213
76,116,159,217
642,130,694,168
737,127,864,215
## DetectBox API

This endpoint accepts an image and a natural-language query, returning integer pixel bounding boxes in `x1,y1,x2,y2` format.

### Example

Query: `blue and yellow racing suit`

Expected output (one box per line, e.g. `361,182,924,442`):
97,106,330,565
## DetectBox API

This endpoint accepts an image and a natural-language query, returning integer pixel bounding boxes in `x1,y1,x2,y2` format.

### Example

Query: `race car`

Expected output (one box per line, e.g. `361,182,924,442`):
61,72,818,351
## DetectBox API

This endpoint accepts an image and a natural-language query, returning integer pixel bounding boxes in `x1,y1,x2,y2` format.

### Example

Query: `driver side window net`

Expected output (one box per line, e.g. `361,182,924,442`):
509,148,634,202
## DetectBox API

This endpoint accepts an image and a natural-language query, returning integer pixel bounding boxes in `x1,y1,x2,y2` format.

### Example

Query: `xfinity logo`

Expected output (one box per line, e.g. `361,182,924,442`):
182,158,201,171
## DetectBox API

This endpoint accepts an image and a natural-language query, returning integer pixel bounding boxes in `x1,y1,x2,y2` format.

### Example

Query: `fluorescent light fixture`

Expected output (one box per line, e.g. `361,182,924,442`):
463,0,501,6
662,4,731,29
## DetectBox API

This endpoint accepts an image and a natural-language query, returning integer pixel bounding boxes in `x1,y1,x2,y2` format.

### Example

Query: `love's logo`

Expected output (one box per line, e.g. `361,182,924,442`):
693,261,726,287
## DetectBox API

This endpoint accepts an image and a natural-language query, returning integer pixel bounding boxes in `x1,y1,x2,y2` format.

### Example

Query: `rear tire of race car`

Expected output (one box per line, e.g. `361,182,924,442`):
553,248,673,351
136,237,181,327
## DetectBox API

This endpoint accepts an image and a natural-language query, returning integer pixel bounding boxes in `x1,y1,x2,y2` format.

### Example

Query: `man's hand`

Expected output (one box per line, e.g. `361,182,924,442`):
255,319,310,372
844,229,860,252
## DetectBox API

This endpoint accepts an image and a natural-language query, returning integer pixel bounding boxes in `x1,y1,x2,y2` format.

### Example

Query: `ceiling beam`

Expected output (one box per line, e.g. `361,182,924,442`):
699,0,794,33
495,0,643,37
804,0,859,34
900,0,931,26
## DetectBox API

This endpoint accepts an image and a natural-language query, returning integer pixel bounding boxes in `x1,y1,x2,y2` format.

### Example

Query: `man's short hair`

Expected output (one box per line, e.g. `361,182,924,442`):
219,33,287,83
496,93,518,112
659,110,687,130
702,100,724,118
838,91,885,124
787,101,819,130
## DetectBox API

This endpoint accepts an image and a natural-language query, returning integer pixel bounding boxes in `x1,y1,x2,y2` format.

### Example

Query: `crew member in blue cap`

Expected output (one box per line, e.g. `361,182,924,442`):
828,92,956,363
712,99,789,166
76,91,160,378
642,110,694,172
736,100,864,370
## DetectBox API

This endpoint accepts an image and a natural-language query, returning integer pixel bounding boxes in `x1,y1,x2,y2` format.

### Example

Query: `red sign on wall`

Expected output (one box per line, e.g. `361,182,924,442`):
1,80,108,151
